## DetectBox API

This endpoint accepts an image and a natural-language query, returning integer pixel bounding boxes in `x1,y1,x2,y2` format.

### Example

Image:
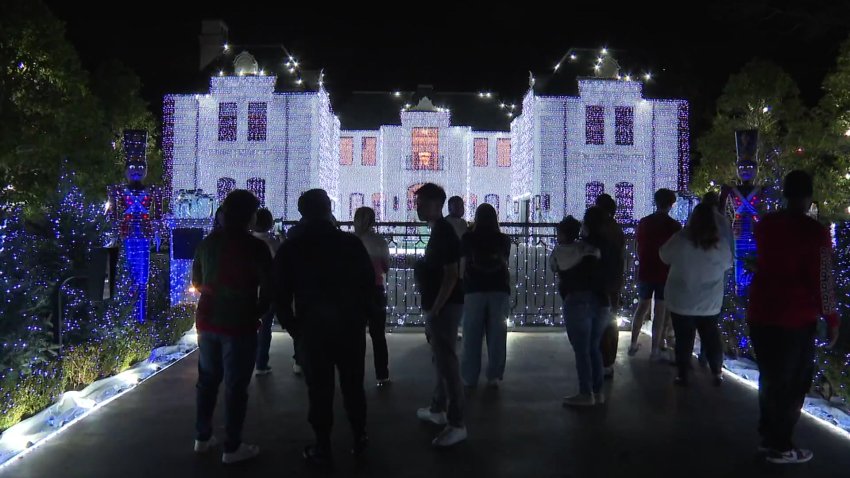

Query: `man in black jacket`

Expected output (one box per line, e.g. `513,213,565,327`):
273,189,375,469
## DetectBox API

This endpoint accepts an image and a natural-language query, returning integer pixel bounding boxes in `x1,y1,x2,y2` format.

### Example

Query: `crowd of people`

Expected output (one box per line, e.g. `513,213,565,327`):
189,170,839,468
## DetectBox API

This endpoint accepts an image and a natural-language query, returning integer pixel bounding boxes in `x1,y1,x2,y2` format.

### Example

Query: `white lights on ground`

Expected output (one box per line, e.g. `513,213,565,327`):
644,72,652,80
601,48,608,55
762,106,770,113
394,91,401,97
223,43,229,51
570,54,577,61
844,129,850,137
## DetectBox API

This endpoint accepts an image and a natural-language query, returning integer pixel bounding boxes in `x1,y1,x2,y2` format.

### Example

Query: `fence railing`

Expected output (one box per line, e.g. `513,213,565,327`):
279,221,639,326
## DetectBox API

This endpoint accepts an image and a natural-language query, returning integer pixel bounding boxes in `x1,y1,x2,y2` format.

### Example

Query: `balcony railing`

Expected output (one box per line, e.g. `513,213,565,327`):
279,221,638,327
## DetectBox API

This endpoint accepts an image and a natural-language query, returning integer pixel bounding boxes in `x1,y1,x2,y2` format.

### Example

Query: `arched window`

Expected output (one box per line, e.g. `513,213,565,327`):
371,193,382,220
349,193,364,219
217,177,236,202
585,181,604,209
407,184,424,210
615,182,634,223
484,194,500,215
247,177,266,207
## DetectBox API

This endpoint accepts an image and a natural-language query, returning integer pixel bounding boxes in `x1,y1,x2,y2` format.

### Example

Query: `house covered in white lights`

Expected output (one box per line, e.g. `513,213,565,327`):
164,48,689,224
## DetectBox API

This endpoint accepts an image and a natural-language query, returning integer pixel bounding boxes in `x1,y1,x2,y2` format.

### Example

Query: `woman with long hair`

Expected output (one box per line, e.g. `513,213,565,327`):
660,203,733,386
460,203,512,388
353,207,392,386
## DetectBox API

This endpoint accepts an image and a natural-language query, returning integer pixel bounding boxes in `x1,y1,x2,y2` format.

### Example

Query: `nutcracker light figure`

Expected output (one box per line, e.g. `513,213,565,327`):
108,130,163,322
720,129,766,297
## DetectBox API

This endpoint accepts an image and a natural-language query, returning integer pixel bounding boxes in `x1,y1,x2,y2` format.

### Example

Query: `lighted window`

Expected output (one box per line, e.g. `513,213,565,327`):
585,105,604,145
372,193,383,220
470,194,478,211
412,128,440,170
615,182,634,223
615,106,633,146
217,177,236,202
248,102,267,141
585,181,605,209
362,137,377,166
349,193,364,219
218,103,237,142
340,137,354,165
247,177,266,207
533,195,541,211
473,138,488,167
543,194,551,211
393,196,399,211
407,184,424,210
496,138,511,167
484,194,500,215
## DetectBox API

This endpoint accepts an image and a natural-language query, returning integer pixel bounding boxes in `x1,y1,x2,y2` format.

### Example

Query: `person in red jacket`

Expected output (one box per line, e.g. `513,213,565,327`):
748,170,840,465
628,189,682,360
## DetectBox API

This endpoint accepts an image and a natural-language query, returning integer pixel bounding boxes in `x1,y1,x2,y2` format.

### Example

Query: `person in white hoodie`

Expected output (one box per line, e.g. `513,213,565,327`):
659,203,733,386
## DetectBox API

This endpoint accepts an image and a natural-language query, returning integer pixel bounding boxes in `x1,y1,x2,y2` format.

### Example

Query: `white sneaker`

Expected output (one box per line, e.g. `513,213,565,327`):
594,391,606,405
222,443,260,464
255,367,272,376
292,363,303,375
766,448,813,464
194,436,218,453
627,344,640,356
432,425,467,447
416,407,448,425
562,393,595,407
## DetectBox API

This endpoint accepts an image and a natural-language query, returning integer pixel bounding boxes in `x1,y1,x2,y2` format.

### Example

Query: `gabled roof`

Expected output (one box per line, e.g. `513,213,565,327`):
335,87,514,132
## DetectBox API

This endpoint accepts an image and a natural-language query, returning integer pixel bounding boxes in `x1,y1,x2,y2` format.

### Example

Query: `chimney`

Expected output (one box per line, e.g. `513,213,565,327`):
199,20,228,71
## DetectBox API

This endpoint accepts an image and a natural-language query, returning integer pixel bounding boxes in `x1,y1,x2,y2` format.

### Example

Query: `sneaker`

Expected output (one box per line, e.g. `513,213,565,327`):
627,344,641,356
660,339,669,351
292,363,303,375
255,367,272,376
377,378,391,387
432,425,468,447
562,393,595,407
766,448,813,464
222,443,260,464
593,391,606,405
603,366,614,379
486,379,500,388
650,351,665,362
303,444,334,470
194,436,218,453
416,408,448,425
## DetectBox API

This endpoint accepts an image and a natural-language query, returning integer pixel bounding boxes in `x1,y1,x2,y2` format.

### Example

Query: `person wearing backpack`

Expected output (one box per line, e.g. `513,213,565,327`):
460,203,512,388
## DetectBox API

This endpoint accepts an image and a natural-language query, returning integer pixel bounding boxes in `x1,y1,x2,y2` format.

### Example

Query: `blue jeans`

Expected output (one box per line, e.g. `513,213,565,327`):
563,292,605,395
461,292,509,386
196,331,258,453
256,309,274,370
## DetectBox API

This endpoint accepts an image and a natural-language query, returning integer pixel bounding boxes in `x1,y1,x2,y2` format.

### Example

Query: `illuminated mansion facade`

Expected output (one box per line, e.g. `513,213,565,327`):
164,75,689,223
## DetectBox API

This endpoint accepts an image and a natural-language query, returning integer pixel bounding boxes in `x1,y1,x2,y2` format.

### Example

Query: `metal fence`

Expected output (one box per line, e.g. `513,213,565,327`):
279,221,639,327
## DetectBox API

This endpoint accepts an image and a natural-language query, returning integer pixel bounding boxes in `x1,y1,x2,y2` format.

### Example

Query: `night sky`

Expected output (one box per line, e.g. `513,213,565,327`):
45,1,850,134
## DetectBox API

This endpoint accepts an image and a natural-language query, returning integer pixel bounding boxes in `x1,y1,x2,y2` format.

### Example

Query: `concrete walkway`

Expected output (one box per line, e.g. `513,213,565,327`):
2,330,848,478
